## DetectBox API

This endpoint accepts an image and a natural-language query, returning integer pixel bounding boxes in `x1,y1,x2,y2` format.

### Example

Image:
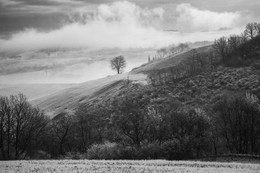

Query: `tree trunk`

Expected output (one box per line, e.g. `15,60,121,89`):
59,142,63,155
0,117,6,160
15,120,20,159
7,114,10,160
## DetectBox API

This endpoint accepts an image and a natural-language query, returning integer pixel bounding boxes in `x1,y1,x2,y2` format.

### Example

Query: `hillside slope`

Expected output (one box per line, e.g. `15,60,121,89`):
132,45,212,74
85,66,260,114
33,73,146,118
163,66,260,108
33,45,214,118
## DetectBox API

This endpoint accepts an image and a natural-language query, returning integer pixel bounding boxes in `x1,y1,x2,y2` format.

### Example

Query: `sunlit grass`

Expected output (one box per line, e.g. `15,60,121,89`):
0,160,259,173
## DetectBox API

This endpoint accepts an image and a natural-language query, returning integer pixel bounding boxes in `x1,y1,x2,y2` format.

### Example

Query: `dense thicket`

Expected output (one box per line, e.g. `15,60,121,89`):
213,93,260,154
34,86,259,160
0,94,49,160
1,83,259,160
213,22,260,66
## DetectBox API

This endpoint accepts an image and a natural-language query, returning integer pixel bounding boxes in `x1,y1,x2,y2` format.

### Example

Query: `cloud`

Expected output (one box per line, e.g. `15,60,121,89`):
0,2,246,53
174,3,241,32
0,0,21,6
0,1,170,52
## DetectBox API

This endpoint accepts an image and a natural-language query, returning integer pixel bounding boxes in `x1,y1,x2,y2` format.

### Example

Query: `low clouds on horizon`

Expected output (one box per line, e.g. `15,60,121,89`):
0,1,250,52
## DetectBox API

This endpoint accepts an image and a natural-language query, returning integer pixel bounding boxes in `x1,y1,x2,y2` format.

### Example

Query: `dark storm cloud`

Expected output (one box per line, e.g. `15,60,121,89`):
0,0,79,8
6,0,61,6
0,13,66,37
0,0,84,35
1,0,259,13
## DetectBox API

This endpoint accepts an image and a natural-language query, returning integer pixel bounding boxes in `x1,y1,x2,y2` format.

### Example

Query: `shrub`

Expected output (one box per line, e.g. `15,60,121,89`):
87,142,118,160
252,60,260,70
116,146,138,160
138,142,162,159
30,150,51,160
138,140,194,160
160,139,184,160
87,142,139,160
64,152,87,160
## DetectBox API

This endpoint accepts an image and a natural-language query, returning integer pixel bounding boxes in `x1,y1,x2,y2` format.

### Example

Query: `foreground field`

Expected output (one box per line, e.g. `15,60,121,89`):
0,160,259,173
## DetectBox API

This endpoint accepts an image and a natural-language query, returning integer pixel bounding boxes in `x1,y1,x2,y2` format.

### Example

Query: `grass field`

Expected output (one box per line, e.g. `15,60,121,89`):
0,160,259,173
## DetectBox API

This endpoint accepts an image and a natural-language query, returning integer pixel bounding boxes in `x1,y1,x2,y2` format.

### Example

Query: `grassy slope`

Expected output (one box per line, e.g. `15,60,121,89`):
132,46,212,74
33,73,146,118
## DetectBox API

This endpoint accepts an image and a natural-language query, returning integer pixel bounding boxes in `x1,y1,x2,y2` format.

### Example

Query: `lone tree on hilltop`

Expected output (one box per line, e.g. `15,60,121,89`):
110,56,126,74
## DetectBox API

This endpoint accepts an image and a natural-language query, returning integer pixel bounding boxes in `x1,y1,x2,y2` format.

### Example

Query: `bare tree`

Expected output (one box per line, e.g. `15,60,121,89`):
170,46,176,55
213,93,260,154
112,91,149,147
228,34,242,52
208,51,217,71
213,37,229,63
0,94,49,160
240,32,248,43
148,56,151,63
255,23,260,35
51,112,74,155
110,56,126,74
178,43,189,52
157,48,168,58
244,23,257,39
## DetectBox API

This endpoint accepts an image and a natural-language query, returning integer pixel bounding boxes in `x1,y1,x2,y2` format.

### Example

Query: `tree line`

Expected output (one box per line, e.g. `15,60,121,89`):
148,48,216,85
213,22,260,66
1,87,259,160
148,43,191,63
148,22,260,86
0,94,49,160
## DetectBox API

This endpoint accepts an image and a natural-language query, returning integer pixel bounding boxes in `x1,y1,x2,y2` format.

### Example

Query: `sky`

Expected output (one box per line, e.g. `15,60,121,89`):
0,0,259,84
